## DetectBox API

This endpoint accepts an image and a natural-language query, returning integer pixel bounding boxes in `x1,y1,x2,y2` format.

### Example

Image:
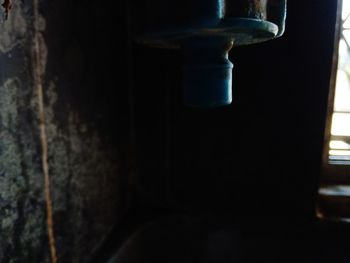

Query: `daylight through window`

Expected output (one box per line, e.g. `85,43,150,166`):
329,0,350,164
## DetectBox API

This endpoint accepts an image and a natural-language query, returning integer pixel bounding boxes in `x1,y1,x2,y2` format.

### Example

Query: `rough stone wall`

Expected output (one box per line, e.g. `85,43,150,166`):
0,0,130,262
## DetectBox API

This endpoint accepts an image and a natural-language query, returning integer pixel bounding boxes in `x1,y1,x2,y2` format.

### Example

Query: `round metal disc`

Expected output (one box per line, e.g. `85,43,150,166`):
136,18,278,48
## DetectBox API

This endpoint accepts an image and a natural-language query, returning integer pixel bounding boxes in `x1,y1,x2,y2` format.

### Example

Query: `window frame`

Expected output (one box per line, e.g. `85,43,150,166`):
321,0,350,185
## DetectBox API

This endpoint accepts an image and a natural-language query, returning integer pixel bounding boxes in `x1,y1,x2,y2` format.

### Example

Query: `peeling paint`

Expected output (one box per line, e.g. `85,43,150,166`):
0,1,27,53
0,70,123,263
0,77,47,262
0,0,127,261
44,81,121,261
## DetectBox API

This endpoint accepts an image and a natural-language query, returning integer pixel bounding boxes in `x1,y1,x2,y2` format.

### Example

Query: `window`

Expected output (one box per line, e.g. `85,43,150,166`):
328,0,350,164
318,0,350,222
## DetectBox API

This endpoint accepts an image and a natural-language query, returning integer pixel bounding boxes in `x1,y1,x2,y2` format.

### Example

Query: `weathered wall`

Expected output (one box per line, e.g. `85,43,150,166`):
0,0,130,262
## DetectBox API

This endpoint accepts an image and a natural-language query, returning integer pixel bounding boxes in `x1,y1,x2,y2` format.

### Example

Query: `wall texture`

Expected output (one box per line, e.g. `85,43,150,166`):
0,0,130,262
